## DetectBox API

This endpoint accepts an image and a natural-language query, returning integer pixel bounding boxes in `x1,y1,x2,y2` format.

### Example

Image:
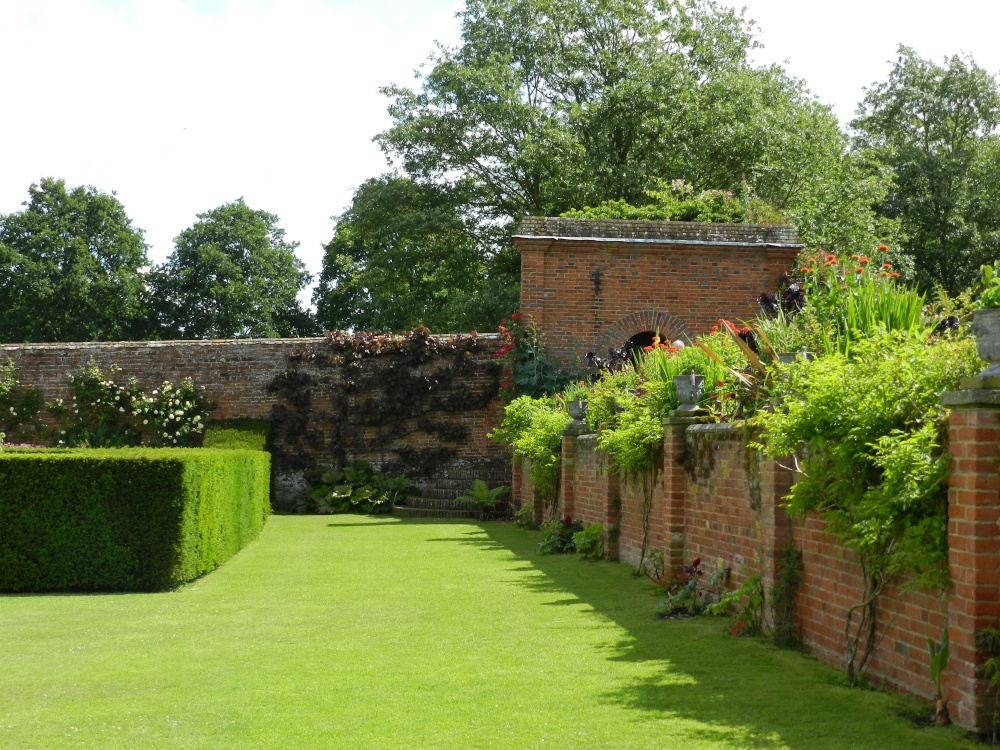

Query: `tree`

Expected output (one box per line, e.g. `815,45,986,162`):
0,178,150,342
314,176,518,333
852,46,1000,293
150,199,315,339
316,0,884,329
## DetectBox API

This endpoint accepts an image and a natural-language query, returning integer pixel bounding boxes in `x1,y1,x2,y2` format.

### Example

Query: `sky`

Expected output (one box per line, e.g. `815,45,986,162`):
2,0,999,306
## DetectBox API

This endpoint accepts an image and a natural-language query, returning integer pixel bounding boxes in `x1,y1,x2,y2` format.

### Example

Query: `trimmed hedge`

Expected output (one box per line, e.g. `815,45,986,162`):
0,448,270,592
202,419,271,451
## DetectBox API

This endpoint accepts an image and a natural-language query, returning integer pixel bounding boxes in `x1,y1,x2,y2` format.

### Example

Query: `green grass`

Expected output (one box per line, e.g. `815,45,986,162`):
0,516,979,749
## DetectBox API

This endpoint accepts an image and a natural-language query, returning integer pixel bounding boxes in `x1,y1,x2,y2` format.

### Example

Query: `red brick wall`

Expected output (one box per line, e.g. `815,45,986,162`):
682,425,761,587
515,219,801,370
1,336,509,509
546,417,984,727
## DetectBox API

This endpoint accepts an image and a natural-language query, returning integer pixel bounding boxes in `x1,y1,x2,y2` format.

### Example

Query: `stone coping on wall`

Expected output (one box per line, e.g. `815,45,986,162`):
514,216,803,248
686,422,742,436
0,332,501,352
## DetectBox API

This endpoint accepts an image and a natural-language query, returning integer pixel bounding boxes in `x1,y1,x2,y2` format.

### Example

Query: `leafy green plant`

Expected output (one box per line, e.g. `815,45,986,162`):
927,627,950,725
513,502,535,530
572,523,605,560
707,575,764,637
979,261,1000,308
562,179,785,225
307,461,411,515
759,330,981,682
496,314,577,398
537,516,584,555
489,395,571,511
656,558,706,617
456,479,509,509
771,546,803,647
977,626,1000,743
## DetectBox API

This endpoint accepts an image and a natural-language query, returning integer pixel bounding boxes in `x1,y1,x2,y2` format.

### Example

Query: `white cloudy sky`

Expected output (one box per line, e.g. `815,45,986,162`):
2,0,998,303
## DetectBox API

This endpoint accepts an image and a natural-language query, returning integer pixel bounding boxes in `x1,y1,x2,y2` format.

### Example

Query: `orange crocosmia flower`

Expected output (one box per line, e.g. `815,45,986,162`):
855,267,864,273
859,256,869,264
880,272,889,277
877,244,889,252
890,272,900,278
882,263,892,269
840,285,847,290
850,254,860,261
800,266,814,273
825,254,836,262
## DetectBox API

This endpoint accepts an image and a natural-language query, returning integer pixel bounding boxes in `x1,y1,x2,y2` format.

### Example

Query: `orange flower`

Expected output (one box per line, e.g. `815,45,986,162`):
882,263,892,269
855,267,864,273
890,272,900,278
825,254,837,262
850,254,860,261
879,272,889,277
800,266,814,273
859,256,869,264
877,244,889,252
840,285,847,290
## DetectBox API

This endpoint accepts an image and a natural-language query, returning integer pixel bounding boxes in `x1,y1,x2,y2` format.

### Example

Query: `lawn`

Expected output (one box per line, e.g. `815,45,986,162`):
1,516,979,749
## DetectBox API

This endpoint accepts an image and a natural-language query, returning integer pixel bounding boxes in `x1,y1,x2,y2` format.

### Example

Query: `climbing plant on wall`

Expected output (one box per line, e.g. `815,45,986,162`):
266,328,502,489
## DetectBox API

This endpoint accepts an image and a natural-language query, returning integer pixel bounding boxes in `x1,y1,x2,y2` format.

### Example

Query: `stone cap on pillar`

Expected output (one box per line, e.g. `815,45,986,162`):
942,376,1000,407
664,408,713,426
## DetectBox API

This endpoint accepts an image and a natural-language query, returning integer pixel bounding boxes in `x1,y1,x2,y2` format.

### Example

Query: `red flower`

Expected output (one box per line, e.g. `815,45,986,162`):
511,312,523,321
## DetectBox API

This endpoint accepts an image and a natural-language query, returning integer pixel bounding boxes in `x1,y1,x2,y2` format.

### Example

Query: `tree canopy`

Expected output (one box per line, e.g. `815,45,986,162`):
314,0,887,332
149,199,315,339
0,178,150,342
313,176,518,333
852,46,1000,293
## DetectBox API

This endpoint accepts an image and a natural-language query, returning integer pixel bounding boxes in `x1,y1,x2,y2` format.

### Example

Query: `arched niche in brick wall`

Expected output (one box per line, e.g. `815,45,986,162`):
597,310,693,356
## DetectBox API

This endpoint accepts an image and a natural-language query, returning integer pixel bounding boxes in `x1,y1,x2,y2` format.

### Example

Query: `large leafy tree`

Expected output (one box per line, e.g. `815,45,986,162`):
317,0,883,331
150,199,315,339
0,178,150,342
852,46,1000,293
314,176,518,333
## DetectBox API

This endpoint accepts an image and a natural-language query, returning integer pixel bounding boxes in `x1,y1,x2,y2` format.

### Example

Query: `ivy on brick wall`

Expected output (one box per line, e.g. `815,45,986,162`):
266,327,502,484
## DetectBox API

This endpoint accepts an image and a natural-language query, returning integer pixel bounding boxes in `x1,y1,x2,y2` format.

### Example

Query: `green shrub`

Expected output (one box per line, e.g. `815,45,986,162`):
572,523,605,560
0,448,270,592
305,461,411,515
203,419,271,451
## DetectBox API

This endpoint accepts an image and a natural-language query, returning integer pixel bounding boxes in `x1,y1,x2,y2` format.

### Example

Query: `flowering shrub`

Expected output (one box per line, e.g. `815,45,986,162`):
495,313,575,398
0,359,42,438
50,363,212,448
761,246,931,356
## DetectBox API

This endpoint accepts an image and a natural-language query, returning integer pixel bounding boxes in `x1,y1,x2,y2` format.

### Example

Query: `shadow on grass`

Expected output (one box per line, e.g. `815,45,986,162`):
420,520,968,750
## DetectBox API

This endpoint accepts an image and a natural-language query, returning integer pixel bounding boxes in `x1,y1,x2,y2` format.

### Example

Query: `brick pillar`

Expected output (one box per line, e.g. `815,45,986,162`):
559,417,591,521
661,409,709,571
942,378,1000,732
759,453,794,629
559,433,578,520
511,455,524,508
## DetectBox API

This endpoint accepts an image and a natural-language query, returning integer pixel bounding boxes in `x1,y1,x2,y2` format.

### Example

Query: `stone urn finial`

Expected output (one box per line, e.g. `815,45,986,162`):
674,372,705,411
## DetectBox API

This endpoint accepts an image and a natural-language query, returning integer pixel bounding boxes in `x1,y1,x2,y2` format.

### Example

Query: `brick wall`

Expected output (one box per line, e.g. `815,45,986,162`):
514,217,802,370
1,336,509,510
525,385,1000,732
